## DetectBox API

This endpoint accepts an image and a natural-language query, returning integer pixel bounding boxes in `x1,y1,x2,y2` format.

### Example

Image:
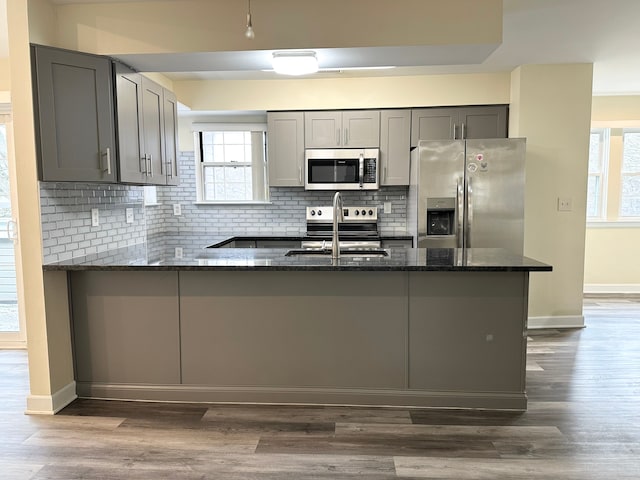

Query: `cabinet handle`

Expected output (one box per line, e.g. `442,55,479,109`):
102,147,112,175
140,155,147,175
336,129,340,146
148,154,153,177
345,128,349,145
461,123,466,140
166,160,173,178
453,123,457,139
299,166,302,185
384,165,387,183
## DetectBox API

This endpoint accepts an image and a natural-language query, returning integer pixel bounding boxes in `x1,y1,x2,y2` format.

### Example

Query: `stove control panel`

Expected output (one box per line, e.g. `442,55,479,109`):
307,206,378,222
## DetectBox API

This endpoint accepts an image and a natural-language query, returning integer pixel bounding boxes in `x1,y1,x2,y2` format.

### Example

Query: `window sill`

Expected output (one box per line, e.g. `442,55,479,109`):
587,220,640,228
194,201,273,205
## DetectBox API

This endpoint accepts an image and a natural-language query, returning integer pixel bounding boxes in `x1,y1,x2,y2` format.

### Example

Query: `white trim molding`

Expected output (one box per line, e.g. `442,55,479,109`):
25,381,77,415
528,315,585,329
584,284,640,294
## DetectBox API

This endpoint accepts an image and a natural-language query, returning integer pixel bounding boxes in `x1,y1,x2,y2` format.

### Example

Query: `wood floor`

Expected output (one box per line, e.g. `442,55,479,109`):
1,297,639,479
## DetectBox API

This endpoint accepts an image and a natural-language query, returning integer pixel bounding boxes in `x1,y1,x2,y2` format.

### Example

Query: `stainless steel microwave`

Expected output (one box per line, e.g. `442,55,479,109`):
304,148,379,190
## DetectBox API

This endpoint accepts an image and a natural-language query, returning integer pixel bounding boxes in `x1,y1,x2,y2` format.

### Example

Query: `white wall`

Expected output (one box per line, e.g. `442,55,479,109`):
584,95,640,293
510,64,593,327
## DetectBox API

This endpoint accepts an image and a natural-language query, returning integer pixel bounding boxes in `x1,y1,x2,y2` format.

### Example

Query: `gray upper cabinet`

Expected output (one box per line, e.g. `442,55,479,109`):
114,61,178,186
32,45,117,183
305,110,380,148
114,64,145,184
141,77,165,184
380,109,411,185
267,112,305,187
163,90,179,186
411,105,508,146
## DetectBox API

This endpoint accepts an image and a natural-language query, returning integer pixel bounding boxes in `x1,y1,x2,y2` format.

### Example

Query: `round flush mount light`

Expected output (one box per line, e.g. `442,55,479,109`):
272,51,319,76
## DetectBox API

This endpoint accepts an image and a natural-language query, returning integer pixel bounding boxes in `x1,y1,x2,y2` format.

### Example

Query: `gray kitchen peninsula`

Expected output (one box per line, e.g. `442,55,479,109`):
43,240,551,411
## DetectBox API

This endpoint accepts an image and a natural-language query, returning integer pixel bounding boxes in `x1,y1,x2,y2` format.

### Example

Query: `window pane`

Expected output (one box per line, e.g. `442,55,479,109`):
213,145,224,162
586,175,600,217
620,175,640,216
622,132,640,173
588,132,601,173
225,165,246,183
211,132,225,145
224,131,245,144
224,144,246,163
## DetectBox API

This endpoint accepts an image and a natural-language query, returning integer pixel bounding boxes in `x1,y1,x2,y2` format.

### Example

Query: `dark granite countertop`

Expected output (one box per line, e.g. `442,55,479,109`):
42,234,552,272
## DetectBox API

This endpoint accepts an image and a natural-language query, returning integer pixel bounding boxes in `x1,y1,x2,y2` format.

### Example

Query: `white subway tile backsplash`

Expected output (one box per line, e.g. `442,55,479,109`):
40,151,408,263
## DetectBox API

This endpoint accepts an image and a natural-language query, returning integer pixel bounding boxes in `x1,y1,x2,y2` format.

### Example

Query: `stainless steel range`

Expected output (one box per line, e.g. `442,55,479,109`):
302,206,380,249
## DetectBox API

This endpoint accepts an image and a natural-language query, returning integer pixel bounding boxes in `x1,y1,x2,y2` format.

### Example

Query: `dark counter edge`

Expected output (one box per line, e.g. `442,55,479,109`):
43,263,553,273
206,234,415,248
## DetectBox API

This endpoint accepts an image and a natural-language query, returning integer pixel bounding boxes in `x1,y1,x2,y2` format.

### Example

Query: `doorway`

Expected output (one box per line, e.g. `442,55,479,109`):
0,110,25,348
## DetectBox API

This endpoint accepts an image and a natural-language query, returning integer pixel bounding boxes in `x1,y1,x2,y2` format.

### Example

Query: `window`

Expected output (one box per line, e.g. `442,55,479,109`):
587,128,608,219
195,125,269,203
621,129,640,217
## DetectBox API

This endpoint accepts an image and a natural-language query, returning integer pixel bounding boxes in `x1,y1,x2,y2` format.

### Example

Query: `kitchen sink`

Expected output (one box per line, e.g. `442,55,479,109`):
285,248,389,257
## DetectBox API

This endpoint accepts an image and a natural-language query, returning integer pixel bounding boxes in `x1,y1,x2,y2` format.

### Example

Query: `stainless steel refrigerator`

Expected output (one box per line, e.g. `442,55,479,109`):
408,138,526,255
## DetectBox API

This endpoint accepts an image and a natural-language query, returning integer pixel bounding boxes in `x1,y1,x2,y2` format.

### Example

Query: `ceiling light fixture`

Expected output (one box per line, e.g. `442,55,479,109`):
245,0,255,39
272,51,319,76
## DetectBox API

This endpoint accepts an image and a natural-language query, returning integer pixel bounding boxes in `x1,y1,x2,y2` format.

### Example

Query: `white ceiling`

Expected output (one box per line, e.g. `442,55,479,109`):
7,0,640,95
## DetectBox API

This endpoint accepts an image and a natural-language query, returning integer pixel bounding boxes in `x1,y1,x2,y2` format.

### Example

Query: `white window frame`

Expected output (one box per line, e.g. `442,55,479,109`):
587,128,609,220
620,128,640,219
193,123,270,204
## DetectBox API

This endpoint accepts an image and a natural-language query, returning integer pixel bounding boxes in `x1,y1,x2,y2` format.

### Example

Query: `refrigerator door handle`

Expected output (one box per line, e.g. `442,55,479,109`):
358,153,364,188
452,123,457,139
456,177,464,248
466,177,473,248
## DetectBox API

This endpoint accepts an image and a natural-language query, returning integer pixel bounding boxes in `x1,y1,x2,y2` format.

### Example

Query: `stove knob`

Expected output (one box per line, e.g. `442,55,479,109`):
361,209,366,216
354,210,360,215
368,209,374,216
317,210,322,216
310,210,316,216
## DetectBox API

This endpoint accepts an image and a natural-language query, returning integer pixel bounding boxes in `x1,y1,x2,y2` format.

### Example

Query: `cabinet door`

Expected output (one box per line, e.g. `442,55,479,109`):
342,110,380,147
141,77,165,185
411,108,458,146
114,63,146,184
458,105,508,139
267,112,305,186
163,89,179,186
71,271,180,385
380,109,411,185
304,111,342,148
33,45,116,182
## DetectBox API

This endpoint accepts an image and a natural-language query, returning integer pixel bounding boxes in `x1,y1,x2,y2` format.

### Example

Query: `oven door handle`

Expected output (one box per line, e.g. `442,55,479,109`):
359,153,364,188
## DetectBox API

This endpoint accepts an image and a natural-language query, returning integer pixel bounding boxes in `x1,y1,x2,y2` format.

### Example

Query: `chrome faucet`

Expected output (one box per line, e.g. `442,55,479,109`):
332,191,343,259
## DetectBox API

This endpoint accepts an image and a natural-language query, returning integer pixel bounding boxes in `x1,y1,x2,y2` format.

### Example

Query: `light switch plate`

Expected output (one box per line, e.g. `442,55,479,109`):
173,204,182,216
558,197,572,212
174,247,183,259
126,208,134,224
91,208,99,227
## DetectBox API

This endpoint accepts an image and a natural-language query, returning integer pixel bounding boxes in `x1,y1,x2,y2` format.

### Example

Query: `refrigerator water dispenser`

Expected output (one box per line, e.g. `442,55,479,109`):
426,198,456,236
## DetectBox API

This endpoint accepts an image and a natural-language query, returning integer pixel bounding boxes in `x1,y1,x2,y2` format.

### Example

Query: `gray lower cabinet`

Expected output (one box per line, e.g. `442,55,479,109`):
70,271,180,384
381,238,413,248
32,45,116,183
179,271,408,389
408,272,526,394
380,109,411,185
411,105,508,146
267,112,305,187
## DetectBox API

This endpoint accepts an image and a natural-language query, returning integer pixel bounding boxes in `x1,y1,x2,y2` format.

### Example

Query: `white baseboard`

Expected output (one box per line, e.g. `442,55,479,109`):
528,315,585,329
25,381,77,415
584,284,640,294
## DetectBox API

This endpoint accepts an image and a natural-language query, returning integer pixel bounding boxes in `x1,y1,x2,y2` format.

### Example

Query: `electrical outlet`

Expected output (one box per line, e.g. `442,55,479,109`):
174,247,183,259
384,202,392,214
558,197,572,212
173,203,182,216
91,208,99,227
126,208,134,224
